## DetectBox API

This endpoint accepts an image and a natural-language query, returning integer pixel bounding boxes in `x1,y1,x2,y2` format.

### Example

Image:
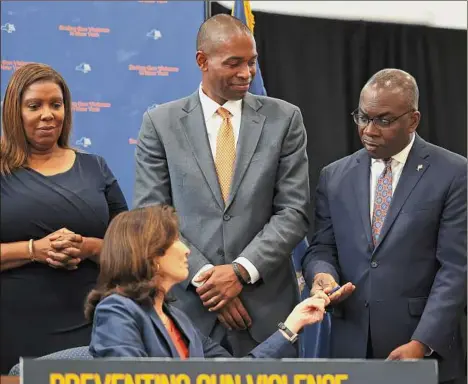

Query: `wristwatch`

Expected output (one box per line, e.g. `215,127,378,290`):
232,262,250,285
278,322,298,344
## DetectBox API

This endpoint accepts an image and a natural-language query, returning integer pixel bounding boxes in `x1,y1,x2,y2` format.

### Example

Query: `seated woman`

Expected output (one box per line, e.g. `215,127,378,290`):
85,205,329,359
0,63,128,373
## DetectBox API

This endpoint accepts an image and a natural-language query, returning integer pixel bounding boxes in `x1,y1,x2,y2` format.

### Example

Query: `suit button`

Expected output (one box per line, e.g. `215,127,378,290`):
223,214,231,221
364,301,369,307
217,249,225,256
371,261,378,268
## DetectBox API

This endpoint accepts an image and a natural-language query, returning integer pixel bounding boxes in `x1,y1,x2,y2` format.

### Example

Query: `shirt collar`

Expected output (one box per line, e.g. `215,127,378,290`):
371,133,415,166
198,84,242,122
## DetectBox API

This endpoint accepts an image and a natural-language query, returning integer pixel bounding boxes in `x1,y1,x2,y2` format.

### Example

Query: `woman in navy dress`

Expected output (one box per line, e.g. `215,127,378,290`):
0,63,128,373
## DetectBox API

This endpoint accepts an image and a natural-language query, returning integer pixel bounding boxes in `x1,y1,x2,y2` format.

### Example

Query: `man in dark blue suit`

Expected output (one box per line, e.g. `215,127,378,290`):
302,68,467,384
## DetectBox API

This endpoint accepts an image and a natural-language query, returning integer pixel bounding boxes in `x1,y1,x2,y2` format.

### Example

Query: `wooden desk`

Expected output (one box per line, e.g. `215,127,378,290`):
0,377,19,384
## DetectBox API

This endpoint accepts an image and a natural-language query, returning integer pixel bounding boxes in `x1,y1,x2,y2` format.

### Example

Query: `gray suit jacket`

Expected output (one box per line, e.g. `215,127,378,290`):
134,92,310,342
133,91,310,343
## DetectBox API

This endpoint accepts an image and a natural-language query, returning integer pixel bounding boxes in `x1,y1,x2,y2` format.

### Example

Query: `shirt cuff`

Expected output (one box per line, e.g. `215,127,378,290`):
191,264,214,287
234,257,260,284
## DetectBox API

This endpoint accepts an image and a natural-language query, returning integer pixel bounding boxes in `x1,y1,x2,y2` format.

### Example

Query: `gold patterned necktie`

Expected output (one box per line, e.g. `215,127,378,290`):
215,107,236,203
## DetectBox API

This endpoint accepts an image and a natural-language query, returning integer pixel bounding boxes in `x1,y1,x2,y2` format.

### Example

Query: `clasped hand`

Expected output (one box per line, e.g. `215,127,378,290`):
195,265,243,311
34,228,86,270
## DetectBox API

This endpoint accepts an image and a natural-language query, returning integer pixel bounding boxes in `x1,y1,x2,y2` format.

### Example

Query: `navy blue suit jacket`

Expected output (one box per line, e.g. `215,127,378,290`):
89,294,297,359
302,135,467,382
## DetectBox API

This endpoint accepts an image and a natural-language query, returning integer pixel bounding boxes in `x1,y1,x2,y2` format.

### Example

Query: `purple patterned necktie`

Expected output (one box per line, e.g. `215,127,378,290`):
371,159,393,245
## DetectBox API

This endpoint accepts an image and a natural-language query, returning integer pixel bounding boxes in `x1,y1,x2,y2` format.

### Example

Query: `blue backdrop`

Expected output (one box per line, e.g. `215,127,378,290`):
1,0,205,204
1,1,330,358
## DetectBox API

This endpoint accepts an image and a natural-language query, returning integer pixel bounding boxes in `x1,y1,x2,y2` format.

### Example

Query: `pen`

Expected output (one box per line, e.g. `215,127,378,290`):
327,285,341,296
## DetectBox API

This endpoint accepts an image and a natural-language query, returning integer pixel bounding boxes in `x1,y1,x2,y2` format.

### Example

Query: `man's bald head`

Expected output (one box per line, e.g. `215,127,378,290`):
361,68,419,110
358,68,421,159
195,14,257,105
196,14,253,54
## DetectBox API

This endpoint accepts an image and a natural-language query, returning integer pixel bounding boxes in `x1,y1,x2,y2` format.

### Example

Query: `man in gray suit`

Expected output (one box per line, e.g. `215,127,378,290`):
133,14,310,356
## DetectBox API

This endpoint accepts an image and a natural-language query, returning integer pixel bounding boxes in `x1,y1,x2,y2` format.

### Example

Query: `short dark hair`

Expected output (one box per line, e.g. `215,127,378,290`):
196,14,252,53
84,205,179,321
362,68,419,110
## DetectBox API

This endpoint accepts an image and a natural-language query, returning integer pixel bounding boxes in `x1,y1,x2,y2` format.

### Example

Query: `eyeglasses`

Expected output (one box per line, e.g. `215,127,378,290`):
351,109,414,129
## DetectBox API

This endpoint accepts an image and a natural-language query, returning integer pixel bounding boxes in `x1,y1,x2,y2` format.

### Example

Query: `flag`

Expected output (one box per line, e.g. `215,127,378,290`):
232,0,267,96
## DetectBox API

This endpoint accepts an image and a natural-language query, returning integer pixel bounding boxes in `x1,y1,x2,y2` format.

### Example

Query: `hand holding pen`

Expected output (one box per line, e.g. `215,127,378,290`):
310,273,356,305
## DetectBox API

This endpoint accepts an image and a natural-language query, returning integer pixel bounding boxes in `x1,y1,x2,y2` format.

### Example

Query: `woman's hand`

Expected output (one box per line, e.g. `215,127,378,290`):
48,234,102,267
47,232,86,269
283,291,330,334
32,228,80,270
1,228,82,272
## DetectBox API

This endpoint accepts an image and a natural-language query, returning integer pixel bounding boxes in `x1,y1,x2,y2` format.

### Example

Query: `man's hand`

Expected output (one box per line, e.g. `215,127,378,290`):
311,272,355,304
195,265,243,311
217,297,252,331
387,340,427,360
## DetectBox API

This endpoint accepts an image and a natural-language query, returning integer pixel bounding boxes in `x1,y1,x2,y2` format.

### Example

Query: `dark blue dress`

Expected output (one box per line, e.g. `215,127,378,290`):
0,151,128,373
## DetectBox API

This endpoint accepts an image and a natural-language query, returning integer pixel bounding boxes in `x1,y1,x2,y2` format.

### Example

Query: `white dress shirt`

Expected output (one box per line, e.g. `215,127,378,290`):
191,85,261,287
370,133,415,220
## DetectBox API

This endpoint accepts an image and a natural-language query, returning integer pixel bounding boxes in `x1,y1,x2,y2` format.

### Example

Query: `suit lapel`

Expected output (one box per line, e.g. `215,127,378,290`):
179,92,224,209
147,306,180,358
373,136,430,252
351,150,373,247
165,305,198,358
225,94,266,212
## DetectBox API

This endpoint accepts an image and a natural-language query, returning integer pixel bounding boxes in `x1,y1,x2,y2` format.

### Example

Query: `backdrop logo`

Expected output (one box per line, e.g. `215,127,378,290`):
129,138,138,145
1,60,32,71
128,64,179,77
72,101,111,113
76,137,92,148
1,23,16,33
59,25,110,38
75,63,92,73
146,29,162,40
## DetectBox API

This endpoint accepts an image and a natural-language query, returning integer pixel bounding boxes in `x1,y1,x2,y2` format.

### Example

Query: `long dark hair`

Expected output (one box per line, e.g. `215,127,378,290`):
84,205,179,321
1,63,73,175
